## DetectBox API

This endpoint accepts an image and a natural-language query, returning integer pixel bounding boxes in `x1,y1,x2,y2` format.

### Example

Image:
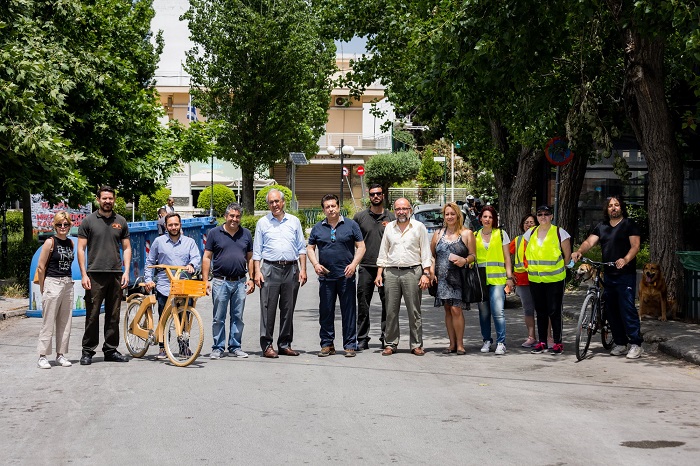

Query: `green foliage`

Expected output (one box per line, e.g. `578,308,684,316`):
197,185,236,217
288,210,308,232
0,233,38,281
255,185,294,211
139,188,171,221
417,145,445,187
627,204,650,244
637,242,650,268
4,211,23,234
240,214,262,237
365,150,421,193
183,0,336,213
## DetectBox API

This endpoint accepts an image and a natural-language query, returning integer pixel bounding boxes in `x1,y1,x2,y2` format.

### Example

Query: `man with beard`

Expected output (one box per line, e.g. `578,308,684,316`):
145,212,202,360
572,195,642,359
353,184,395,349
253,189,307,358
77,186,132,365
375,198,432,356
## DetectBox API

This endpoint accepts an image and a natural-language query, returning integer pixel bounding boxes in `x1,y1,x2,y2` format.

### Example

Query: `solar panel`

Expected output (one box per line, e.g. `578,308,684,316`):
289,152,308,165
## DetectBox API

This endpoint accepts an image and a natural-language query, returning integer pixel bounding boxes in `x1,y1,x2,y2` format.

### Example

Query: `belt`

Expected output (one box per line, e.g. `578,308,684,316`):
214,274,247,282
387,265,421,270
265,260,297,266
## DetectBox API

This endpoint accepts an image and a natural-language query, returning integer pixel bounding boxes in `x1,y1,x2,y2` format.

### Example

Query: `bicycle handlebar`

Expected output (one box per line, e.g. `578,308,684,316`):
580,257,616,268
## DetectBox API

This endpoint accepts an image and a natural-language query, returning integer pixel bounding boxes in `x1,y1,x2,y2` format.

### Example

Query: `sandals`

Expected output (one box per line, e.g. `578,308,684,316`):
442,348,457,354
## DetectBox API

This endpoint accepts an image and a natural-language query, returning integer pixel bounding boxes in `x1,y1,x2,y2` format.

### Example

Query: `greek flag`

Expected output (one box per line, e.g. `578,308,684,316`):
186,95,198,122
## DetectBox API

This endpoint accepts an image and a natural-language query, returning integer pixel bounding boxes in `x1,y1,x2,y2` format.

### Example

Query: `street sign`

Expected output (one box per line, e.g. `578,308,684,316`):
433,156,446,162
544,137,574,166
356,166,365,176
342,166,349,177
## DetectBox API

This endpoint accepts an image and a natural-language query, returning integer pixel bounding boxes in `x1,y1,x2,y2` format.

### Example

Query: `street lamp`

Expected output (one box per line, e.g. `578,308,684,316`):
326,139,355,206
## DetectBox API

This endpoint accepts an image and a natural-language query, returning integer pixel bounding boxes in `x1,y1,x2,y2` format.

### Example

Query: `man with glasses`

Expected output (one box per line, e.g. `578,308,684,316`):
375,198,432,356
307,194,365,357
353,184,395,349
253,189,307,358
77,186,132,365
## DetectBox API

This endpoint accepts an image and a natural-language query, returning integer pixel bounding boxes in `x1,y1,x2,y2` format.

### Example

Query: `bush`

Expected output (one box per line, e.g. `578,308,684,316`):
4,211,23,234
289,210,308,232
240,215,262,236
627,204,649,244
1,234,38,281
139,188,171,221
636,242,650,267
255,185,294,211
197,185,236,217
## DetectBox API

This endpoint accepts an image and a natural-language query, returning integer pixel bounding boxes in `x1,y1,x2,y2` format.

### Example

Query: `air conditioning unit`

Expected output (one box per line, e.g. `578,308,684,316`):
334,97,352,107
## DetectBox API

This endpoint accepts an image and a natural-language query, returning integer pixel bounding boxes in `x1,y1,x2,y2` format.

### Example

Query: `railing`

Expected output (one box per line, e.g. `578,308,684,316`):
388,188,469,206
317,133,392,151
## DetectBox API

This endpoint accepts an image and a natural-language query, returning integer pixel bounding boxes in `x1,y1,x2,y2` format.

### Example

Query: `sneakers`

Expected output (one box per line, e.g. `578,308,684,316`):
551,343,564,355
37,356,51,369
626,344,643,359
495,343,507,355
480,341,492,353
210,349,223,359
345,349,356,358
610,344,628,356
531,342,547,354
56,355,72,367
318,346,336,357
230,348,248,358
156,348,167,360
521,337,537,348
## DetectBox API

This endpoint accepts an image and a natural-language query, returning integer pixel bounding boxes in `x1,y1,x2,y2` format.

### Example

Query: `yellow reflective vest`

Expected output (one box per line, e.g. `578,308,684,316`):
475,228,507,285
526,226,565,283
513,234,527,273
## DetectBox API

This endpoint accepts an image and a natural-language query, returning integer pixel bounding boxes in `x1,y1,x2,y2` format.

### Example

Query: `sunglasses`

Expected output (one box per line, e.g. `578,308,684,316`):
369,192,383,197
330,228,336,243
56,223,71,228
536,213,551,217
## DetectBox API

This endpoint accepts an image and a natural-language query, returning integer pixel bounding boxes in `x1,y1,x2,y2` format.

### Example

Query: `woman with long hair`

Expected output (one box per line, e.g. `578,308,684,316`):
475,206,513,355
430,203,476,355
35,211,75,369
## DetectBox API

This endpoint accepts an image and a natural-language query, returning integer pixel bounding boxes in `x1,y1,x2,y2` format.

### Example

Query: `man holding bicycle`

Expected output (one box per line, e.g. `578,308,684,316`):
145,213,201,360
572,195,642,359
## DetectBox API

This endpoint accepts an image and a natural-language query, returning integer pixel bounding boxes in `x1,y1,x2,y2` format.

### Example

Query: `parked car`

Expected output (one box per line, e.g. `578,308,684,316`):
413,204,443,233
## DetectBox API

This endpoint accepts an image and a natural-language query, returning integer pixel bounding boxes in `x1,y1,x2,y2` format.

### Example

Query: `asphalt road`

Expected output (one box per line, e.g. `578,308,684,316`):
2,276,699,464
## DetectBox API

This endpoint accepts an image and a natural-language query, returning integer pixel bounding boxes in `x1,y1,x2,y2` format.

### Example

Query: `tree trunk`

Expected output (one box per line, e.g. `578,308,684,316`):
501,148,542,238
241,167,256,215
22,189,33,244
623,31,685,311
557,144,590,242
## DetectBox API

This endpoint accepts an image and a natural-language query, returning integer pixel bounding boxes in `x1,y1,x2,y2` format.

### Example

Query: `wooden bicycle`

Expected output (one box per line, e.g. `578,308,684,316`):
123,265,206,367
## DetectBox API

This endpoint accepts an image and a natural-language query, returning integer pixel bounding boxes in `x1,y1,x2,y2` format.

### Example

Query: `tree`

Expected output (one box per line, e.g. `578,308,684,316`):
196,184,236,217
139,188,171,221
183,0,336,213
364,150,421,202
417,143,445,188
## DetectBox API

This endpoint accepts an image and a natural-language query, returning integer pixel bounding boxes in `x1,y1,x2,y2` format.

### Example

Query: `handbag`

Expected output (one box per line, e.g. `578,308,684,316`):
460,261,485,304
32,237,54,284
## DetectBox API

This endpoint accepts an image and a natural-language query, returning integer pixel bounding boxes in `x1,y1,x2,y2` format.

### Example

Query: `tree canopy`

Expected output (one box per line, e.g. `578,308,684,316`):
183,0,336,213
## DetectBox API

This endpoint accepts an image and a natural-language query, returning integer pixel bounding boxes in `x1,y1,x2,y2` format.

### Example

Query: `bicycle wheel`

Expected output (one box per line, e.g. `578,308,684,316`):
600,304,614,349
124,301,150,358
575,294,596,361
163,307,204,367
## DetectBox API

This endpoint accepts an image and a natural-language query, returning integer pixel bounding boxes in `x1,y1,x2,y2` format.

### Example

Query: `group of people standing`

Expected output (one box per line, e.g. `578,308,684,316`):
34,184,644,368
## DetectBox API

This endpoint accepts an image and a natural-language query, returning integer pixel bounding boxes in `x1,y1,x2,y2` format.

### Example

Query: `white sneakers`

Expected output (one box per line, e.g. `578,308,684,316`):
610,344,628,356
480,341,492,353
230,349,248,358
495,343,507,355
37,357,51,369
56,355,72,367
210,349,223,359
626,344,643,359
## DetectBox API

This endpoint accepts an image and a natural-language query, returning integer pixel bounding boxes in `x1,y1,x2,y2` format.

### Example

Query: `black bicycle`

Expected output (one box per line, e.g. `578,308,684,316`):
575,257,615,361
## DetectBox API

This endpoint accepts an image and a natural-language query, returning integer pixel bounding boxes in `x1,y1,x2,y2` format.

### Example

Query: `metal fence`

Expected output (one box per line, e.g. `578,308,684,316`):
388,187,469,206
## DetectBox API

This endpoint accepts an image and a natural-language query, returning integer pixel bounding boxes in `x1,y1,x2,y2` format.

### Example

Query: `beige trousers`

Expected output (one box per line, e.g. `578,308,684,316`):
37,277,74,356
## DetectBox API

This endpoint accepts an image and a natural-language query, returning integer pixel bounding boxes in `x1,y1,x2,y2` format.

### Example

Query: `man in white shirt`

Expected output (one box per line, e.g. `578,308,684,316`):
375,198,432,356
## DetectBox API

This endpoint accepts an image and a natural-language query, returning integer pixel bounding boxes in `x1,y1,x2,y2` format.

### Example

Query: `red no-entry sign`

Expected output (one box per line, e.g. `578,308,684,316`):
356,166,365,176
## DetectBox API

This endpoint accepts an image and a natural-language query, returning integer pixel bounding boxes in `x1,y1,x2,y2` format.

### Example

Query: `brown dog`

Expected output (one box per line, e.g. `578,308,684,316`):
639,263,672,321
575,263,595,283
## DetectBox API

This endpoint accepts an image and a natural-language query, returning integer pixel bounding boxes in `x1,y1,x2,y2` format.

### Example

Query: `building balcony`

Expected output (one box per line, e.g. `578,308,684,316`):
318,133,392,152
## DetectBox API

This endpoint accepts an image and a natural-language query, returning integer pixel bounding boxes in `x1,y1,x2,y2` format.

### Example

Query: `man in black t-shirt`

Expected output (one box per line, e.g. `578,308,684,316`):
77,186,132,365
353,184,395,349
572,196,643,359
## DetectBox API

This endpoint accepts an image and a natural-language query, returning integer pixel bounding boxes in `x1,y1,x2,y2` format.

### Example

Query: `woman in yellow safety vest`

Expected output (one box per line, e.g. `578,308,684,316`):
509,214,538,347
525,205,572,355
475,206,514,355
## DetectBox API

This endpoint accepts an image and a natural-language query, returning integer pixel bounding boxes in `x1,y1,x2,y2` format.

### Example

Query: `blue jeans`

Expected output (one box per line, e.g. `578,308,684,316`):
211,278,247,352
478,284,506,344
319,276,358,350
604,273,642,346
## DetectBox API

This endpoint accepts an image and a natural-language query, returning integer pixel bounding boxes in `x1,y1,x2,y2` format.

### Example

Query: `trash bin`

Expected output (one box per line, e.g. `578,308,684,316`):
677,251,700,322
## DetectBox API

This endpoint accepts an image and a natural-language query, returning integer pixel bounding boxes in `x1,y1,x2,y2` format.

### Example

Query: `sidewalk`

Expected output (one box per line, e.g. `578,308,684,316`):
3,288,699,364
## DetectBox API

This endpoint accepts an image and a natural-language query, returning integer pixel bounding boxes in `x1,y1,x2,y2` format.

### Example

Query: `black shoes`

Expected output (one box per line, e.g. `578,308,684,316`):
358,341,370,351
79,355,92,365
104,351,128,362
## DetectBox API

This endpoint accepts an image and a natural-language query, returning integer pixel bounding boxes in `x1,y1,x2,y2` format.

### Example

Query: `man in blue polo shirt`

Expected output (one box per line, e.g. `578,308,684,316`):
307,194,365,357
201,203,255,359
145,212,201,359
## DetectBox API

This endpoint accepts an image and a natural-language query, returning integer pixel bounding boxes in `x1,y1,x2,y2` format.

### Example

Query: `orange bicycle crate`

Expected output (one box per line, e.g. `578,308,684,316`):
170,279,207,297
